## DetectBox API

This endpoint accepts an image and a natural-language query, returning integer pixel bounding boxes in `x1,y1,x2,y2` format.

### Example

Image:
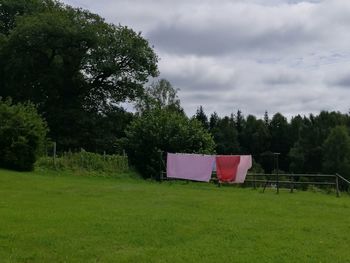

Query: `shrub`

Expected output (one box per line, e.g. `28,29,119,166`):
125,109,216,179
0,99,48,171
36,151,129,174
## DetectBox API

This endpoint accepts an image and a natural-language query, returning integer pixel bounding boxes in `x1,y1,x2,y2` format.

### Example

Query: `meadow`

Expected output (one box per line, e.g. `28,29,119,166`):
0,169,349,262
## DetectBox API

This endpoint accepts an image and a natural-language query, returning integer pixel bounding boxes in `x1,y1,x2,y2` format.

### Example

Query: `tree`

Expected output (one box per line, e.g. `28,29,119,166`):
126,109,215,179
135,79,183,114
74,105,134,154
0,99,48,171
264,110,270,126
0,1,158,150
323,126,350,179
289,115,303,144
240,115,270,158
290,112,348,174
235,110,244,134
194,105,209,129
288,142,305,173
210,116,240,154
209,112,219,130
0,0,55,35
269,113,291,171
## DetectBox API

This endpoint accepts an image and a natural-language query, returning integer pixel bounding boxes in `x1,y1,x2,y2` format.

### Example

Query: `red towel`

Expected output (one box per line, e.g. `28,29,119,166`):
216,156,241,182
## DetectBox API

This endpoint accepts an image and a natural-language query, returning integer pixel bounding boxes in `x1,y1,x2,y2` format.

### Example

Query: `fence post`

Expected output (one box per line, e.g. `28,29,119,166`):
290,174,294,193
80,148,84,168
273,152,280,194
158,150,163,182
253,174,256,190
53,142,57,168
335,174,340,197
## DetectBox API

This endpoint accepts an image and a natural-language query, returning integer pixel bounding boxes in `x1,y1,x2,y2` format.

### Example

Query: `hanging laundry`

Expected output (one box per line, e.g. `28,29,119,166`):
167,153,215,182
234,155,252,183
216,155,241,182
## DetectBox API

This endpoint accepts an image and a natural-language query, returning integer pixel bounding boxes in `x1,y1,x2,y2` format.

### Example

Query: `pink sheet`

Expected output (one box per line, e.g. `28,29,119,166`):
234,155,252,183
167,153,215,182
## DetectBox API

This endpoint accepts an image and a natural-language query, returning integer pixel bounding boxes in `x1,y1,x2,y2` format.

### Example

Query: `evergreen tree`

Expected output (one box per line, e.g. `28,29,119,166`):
323,126,350,179
194,106,209,129
264,110,270,126
209,112,219,130
211,116,240,154
269,113,291,171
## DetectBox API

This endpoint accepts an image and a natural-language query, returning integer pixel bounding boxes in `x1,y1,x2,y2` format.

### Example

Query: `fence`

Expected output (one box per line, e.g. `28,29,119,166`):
159,151,350,197
38,142,129,173
243,173,350,197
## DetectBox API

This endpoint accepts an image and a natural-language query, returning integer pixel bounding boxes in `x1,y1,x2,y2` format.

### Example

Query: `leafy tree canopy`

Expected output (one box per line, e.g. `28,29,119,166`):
135,79,183,114
126,109,215,179
0,0,158,150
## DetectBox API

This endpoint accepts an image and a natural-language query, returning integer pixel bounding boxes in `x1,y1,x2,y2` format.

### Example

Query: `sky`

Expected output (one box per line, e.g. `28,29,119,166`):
63,0,350,118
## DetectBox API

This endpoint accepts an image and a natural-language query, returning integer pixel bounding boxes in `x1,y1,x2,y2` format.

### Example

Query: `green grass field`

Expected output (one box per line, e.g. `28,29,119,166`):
0,169,350,262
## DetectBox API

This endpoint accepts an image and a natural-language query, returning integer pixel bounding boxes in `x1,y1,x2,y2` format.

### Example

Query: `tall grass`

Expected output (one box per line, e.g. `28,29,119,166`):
36,151,129,174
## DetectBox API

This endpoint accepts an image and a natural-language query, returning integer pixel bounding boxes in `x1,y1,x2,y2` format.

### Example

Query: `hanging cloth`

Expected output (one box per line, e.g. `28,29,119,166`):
216,155,241,182
167,153,215,182
234,155,252,183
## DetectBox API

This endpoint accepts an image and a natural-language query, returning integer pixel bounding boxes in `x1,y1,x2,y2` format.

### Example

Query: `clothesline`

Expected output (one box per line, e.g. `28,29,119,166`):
166,153,252,183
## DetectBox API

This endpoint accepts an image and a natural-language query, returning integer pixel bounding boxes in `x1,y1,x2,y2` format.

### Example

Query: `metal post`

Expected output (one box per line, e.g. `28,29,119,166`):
262,174,268,193
290,174,294,193
274,153,280,194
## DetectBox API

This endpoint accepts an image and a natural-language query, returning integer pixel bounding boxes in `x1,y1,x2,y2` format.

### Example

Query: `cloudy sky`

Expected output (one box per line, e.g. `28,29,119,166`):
63,0,350,118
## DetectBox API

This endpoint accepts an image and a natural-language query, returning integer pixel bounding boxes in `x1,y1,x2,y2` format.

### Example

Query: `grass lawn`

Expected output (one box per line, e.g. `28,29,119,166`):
0,169,350,262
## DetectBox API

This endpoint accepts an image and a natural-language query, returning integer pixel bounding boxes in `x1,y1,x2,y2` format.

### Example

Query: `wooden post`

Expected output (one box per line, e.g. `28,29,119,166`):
335,174,340,197
53,142,57,168
103,151,106,161
80,148,84,168
253,174,256,190
290,175,294,193
159,150,163,182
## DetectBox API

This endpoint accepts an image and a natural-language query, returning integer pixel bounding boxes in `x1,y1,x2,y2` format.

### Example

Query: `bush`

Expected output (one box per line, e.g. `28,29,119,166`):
125,109,216,179
0,99,48,171
36,151,129,174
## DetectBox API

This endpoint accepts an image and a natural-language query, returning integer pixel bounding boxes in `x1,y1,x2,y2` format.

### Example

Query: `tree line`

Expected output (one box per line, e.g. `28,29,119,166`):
1,0,350,180
194,106,350,178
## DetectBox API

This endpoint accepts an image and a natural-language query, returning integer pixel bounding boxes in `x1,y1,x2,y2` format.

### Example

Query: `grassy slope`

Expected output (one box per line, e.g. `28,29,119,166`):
0,169,349,263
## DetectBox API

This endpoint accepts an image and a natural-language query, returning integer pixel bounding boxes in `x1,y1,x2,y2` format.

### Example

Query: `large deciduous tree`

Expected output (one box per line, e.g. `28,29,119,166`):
135,79,183,114
0,0,158,150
